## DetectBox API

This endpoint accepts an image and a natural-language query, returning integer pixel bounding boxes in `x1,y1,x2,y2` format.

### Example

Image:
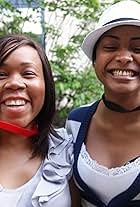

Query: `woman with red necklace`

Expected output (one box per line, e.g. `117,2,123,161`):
0,34,73,207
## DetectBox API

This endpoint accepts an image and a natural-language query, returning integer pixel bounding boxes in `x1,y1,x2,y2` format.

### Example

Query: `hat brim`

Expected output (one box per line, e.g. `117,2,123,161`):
82,20,140,60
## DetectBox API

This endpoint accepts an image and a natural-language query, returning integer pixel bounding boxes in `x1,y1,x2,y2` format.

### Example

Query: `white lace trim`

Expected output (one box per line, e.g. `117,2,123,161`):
81,143,140,176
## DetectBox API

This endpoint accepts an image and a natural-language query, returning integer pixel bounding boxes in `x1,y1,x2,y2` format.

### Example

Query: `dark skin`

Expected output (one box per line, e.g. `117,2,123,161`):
0,46,45,189
69,178,81,207
86,101,140,168
70,25,140,206
0,131,41,188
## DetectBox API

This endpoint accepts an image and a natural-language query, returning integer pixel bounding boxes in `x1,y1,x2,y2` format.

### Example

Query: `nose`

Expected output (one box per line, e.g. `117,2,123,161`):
115,50,133,65
4,75,26,90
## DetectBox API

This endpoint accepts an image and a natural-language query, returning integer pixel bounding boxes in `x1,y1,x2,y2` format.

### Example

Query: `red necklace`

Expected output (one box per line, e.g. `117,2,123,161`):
0,120,38,138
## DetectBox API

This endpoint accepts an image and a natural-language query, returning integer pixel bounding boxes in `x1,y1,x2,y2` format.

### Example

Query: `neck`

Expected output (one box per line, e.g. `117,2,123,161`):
0,120,38,138
0,130,33,151
102,94,140,113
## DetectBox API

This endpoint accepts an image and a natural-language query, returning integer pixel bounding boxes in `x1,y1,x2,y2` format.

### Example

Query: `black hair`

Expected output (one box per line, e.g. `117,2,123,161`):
0,34,57,159
92,38,100,64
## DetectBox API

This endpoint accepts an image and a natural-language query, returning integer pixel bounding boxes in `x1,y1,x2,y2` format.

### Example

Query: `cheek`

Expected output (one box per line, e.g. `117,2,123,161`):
96,52,106,63
94,61,105,84
95,51,113,71
94,60,102,75
30,80,45,110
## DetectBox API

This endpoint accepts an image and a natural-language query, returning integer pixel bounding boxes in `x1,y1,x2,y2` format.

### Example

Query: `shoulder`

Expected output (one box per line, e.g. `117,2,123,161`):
67,100,100,122
67,102,94,122
32,128,73,207
66,101,99,142
48,128,74,177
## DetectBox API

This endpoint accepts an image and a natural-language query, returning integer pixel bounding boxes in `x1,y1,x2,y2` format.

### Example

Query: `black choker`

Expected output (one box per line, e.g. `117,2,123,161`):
102,94,140,113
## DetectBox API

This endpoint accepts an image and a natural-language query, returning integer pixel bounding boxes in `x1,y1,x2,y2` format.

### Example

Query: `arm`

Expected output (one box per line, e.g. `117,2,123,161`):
69,177,82,207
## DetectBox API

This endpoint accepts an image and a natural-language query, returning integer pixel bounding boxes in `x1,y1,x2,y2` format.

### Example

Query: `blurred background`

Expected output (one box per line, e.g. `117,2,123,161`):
0,0,135,126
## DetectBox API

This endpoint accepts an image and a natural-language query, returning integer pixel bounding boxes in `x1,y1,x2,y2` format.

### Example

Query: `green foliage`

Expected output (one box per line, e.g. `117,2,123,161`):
0,0,106,126
53,64,103,126
44,0,99,18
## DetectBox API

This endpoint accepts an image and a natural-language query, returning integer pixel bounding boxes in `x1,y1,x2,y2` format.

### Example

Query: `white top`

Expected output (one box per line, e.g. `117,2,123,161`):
78,143,140,205
0,128,73,207
0,165,41,207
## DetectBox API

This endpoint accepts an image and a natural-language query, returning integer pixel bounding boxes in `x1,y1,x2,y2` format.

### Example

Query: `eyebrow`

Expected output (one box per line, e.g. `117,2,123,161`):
102,35,119,40
131,37,140,40
102,35,140,41
0,63,7,67
0,62,34,67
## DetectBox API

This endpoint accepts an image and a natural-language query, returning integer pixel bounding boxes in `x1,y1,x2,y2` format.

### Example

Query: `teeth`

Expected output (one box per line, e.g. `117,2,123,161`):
112,70,134,77
5,99,26,106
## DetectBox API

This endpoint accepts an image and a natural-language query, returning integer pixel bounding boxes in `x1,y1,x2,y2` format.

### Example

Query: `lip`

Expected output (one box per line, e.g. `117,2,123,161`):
108,68,139,72
0,96,31,117
107,68,140,79
0,96,30,104
110,74,137,81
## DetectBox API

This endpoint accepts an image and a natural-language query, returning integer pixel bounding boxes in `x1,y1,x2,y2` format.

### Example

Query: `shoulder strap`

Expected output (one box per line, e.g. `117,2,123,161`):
74,100,100,159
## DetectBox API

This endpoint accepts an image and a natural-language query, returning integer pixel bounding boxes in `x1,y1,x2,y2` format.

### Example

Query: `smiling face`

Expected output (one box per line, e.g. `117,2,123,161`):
94,25,140,99
0,45,45,128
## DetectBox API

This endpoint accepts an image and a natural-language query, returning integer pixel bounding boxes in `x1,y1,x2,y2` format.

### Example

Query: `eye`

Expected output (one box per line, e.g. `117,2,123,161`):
0,71,8,79
133,47,140,53
103,45,117,51
23,70,37,78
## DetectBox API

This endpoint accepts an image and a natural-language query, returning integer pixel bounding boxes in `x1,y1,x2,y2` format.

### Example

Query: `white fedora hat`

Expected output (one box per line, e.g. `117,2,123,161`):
82,0,140,60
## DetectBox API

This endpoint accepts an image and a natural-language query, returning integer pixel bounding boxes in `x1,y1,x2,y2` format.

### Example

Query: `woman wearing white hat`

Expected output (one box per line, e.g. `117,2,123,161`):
66,1,140,206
